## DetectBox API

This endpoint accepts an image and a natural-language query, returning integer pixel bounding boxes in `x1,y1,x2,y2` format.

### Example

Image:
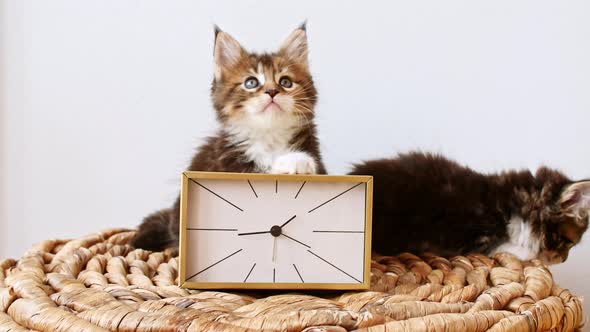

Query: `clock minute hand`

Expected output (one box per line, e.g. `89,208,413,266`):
280,215,297,228
281,232,311,249
237,230,270,236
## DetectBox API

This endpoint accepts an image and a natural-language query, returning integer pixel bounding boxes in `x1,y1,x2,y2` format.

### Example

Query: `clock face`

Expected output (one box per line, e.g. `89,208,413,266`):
179,172,373,290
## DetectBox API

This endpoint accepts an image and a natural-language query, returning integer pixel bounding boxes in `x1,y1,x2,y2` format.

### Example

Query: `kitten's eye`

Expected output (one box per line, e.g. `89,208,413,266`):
279,76,293,88
561,236,574,247
244,77,259,89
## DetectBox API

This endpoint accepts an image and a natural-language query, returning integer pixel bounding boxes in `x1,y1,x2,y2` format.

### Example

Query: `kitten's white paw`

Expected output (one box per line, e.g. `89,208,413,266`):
271,152,317,174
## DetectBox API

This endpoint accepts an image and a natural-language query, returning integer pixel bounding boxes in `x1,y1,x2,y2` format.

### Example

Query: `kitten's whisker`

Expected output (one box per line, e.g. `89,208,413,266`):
294,81,315,92
293,109,312,119
294,104,315,114
291,94,315,101
295,86,316,95
293,109,313,132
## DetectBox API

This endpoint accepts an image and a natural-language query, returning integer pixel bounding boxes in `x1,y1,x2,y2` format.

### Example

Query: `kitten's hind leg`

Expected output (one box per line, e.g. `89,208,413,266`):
130,208,176,251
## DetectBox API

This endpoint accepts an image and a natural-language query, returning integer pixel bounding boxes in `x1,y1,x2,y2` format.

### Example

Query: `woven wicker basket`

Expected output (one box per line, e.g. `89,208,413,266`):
0,228,584,331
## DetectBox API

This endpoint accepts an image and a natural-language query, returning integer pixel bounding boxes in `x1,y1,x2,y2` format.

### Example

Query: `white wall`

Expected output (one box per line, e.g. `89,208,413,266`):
1,0,589,312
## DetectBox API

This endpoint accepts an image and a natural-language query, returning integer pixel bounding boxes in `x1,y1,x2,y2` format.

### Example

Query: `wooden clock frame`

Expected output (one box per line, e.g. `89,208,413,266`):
178,171,373,290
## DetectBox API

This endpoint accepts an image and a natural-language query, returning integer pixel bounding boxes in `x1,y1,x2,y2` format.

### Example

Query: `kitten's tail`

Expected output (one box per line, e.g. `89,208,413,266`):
130,208,176,251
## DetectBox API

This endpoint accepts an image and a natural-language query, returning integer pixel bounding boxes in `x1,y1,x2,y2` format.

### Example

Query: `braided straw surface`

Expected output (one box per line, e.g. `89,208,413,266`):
0,229,584,331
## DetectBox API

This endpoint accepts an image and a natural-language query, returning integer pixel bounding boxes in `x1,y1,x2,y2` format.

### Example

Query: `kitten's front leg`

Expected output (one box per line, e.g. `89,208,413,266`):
271,152,318,174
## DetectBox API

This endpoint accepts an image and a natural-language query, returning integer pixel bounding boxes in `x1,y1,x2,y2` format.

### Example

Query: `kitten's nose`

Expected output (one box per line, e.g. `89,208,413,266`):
265,89,279,98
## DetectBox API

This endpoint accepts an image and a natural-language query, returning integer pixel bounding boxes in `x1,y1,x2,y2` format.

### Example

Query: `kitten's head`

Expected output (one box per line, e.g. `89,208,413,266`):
210,24,317,130
537,169,590,264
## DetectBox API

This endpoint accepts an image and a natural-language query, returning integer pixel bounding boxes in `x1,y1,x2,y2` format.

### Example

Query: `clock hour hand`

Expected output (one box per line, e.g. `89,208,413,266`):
237,230,270,236
280,215,297,228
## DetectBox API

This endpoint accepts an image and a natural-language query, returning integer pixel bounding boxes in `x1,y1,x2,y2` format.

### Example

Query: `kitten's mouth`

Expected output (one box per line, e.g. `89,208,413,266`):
263,101,283,113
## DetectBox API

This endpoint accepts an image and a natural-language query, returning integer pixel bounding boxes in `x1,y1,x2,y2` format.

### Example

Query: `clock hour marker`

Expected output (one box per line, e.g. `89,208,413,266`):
275,180,278,193
190,179,244,212
294,181,306,199
293,264,304,282
273,268,276,283
282,233,311,249
312,230,364,234
247,180,258,198
187,228,238,231
308,183,362,213
307,250,362,283
186,248,243,281
243,263,256,282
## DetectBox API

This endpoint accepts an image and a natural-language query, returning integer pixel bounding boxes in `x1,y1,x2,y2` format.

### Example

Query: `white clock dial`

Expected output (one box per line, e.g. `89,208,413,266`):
181,173,371,289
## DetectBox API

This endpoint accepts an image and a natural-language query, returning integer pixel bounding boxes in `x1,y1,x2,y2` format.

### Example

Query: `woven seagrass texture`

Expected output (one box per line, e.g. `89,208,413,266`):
0,229,584,331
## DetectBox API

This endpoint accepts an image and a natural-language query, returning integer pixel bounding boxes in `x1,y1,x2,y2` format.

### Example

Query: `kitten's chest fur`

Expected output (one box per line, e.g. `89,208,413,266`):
187,119,325,175
488,215,541,259
227,123,298,172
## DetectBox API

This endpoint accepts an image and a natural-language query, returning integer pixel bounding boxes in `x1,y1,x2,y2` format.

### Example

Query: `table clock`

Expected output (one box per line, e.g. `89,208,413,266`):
178,172,373,290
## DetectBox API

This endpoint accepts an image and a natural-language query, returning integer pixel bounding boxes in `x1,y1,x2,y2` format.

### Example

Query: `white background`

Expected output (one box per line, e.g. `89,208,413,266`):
1,0,589,315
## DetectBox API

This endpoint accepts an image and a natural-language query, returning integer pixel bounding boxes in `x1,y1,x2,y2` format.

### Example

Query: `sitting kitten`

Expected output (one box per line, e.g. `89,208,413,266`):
349,152,589,264
131,24,326,251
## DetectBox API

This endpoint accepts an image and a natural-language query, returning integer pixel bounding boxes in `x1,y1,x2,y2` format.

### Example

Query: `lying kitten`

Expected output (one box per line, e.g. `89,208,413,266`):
350,152,589,264
131,24,326,251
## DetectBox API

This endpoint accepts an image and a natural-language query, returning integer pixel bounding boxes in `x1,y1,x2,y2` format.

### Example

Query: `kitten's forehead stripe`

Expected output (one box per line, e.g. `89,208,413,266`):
252,62,266,86
256,62,263,75
272,58,281,74
264,67,276,89
259,54,274,67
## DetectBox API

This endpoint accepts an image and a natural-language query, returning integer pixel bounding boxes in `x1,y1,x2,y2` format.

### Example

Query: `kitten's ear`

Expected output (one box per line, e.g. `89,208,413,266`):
213,26,246,79
560,181,590,224
279,22,309,67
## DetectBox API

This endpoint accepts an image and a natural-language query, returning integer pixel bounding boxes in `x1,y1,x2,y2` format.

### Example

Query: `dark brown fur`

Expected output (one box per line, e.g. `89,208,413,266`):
349,152,589,264
131,25,326,251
